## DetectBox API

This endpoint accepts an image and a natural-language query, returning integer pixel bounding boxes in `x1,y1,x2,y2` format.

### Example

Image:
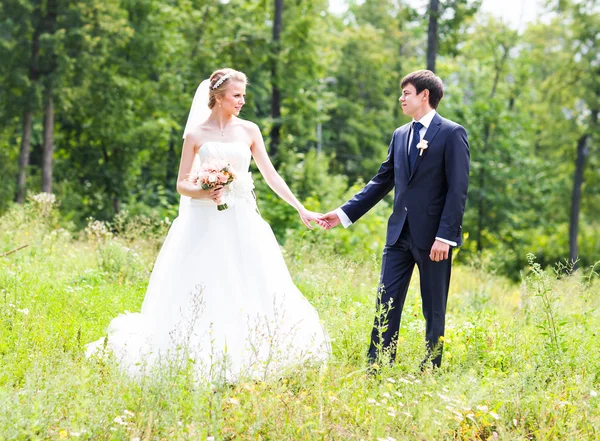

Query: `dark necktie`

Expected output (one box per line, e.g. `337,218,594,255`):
408,121,424,174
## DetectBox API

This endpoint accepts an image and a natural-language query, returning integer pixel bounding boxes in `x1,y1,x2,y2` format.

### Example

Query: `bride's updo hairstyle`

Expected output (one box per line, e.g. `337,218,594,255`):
208,68,247,109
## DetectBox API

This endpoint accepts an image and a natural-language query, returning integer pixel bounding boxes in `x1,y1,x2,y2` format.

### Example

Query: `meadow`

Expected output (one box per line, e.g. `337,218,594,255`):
1,196,599,440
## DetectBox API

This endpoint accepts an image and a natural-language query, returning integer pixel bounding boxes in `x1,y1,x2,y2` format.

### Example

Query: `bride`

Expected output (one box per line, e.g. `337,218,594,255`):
86,68,330,381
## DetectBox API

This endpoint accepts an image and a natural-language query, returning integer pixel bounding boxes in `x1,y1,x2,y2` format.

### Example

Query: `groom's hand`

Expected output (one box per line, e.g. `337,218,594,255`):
317,211,341,230
430,240,450,262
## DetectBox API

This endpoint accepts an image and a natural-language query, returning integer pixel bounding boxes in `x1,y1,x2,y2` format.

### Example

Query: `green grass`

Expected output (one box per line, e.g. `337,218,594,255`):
1,199,599,440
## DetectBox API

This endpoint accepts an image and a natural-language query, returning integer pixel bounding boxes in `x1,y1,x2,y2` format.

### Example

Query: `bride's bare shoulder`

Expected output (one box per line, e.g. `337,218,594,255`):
184,125,210,148
237,118,261,135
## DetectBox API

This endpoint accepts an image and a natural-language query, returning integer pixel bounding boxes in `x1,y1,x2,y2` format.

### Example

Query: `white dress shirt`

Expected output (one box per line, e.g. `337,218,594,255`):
336,109,457,247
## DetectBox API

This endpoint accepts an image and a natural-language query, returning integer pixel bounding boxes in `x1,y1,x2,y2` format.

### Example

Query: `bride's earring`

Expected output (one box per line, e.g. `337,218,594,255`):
218,102,221,108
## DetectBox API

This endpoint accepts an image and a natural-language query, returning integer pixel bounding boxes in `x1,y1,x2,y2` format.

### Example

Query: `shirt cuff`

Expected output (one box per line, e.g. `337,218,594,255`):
336,208,353,228
436,237,457,247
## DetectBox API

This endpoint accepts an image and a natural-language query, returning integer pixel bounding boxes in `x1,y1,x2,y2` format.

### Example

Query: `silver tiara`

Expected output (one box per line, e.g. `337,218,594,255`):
212,73,233,89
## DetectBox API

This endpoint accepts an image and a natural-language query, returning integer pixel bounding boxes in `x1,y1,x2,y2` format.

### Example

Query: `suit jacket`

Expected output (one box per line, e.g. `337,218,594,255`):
341,112,470,250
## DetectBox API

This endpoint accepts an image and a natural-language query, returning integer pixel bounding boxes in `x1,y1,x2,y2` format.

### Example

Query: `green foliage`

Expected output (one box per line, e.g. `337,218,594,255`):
1,0,599,280
1,201,600,439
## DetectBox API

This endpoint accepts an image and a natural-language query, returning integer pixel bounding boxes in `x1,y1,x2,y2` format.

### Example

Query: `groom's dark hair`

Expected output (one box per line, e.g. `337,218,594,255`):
401,70,444,109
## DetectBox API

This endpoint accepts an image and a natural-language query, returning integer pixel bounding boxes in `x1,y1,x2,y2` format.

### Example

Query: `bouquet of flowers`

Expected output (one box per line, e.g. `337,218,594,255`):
189,159,237,211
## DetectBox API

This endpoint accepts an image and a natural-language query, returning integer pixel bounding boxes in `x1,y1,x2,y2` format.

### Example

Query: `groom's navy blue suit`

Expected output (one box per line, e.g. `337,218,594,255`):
340,111,469,367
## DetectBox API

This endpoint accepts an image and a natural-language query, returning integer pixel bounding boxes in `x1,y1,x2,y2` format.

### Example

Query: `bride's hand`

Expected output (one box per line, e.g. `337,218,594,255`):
298,208,324,230
198,185,224,202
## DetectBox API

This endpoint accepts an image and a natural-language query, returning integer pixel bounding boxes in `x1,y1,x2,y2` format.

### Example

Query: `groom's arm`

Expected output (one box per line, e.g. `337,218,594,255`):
437,124,470,242
338,130,398,226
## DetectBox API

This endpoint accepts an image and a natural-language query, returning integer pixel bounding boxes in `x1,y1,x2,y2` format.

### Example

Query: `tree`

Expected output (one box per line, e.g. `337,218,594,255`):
426,0,480,72
0,0,43,203
270,0,284,159
522,0,600,267
426,0,440,71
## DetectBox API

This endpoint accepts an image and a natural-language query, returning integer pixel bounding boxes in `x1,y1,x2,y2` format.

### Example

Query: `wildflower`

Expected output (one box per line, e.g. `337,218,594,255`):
437,393,450,402
30,192,57,216
489,411,500,420
591,390,598,398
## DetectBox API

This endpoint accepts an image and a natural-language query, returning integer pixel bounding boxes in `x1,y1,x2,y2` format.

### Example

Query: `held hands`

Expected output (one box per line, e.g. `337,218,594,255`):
316,211,341,230
298,207,326,230
430,240,450,262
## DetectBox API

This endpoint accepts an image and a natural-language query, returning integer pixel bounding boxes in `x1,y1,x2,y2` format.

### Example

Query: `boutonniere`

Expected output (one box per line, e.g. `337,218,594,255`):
417,140,428,156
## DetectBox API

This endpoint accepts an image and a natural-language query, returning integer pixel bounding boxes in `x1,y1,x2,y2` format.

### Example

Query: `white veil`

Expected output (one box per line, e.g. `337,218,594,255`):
179,79,211,216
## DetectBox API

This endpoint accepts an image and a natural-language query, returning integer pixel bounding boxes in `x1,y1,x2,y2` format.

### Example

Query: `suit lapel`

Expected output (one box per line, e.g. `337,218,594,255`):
396,124,411,181
409,113,442,181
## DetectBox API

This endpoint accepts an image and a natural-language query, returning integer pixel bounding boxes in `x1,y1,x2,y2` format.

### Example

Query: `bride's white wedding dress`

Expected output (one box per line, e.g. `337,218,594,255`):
86,141,330,380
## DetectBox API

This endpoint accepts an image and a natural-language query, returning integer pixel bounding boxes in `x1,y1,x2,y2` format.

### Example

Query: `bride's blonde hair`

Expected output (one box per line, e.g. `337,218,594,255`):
208,68,247,109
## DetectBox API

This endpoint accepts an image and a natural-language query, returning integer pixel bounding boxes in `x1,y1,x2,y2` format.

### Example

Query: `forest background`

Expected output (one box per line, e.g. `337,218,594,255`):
1,0,598,278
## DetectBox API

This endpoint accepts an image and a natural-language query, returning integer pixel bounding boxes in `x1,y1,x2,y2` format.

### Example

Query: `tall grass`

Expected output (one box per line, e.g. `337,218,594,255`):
1,197,599,440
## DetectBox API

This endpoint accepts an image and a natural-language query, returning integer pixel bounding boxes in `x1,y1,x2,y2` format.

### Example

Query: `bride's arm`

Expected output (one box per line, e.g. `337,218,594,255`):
249,123,321,229
176,133,224,200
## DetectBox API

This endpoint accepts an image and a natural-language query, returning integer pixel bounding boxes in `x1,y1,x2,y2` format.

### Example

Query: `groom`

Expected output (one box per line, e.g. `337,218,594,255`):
319,70,470,369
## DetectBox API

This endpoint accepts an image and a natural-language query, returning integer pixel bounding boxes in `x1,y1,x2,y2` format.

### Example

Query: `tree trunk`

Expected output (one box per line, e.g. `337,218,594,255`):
16,111,33,203
112,196,121,215
569,110,596,265
270,0,283,159
42,91,54,193
40,0,57,194
426,0,440,72
16,11,42,203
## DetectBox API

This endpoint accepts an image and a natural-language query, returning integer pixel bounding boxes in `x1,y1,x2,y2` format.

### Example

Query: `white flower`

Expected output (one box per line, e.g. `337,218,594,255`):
416,140,429,156
591,390,598,397
489,411,500,420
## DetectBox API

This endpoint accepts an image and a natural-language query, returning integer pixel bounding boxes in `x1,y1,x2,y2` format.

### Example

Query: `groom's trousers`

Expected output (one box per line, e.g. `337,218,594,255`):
367,221,452,368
